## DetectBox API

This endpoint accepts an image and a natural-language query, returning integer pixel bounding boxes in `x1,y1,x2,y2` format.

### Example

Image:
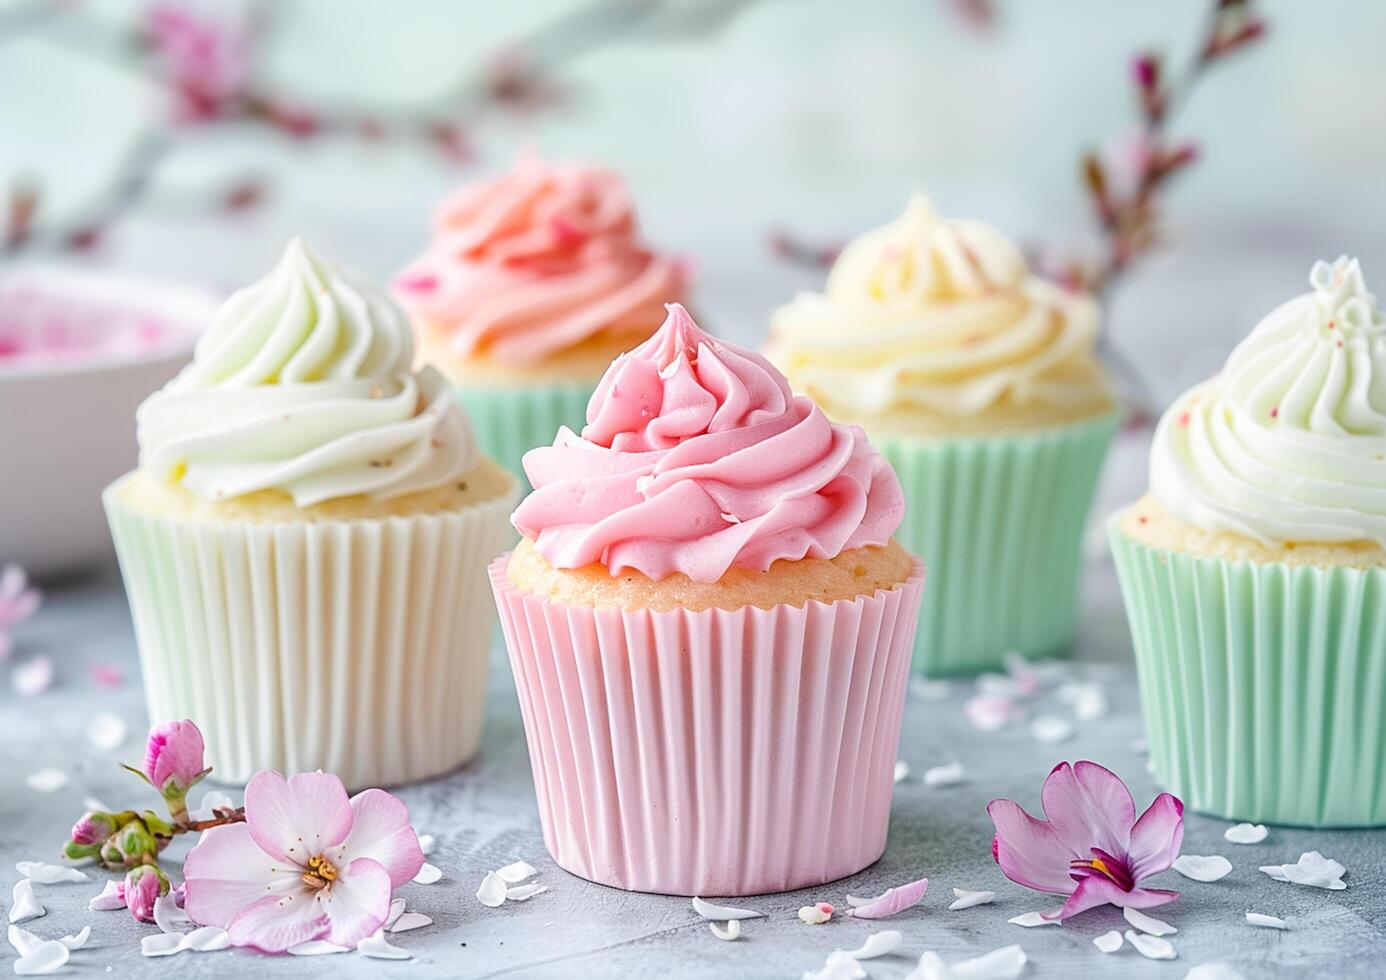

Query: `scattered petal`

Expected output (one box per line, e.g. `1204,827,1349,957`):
23,768,66,793
85,712,127,751
384,897,405,930
89,662,123,687
692,896,766,921
88,880,125,911
1125,929,1177,960
964,694,1014,731
799,902,834,925
845,877,927,918
1224,824,1267,845
1259,852,1346,890
909,945,1029,980
388,912,432,933
1183,965,1247,980
1094,930,1123,953
495,860,537,884
1008,911,1060,928
154,892,193,933
910,678,952,700
894,760,910,784
412,862,442,884
1057,681,1108,720
13,939,68,975
13,657,53,697
288,940,350,955
188,790,236,822
923,762,967,788
416,833,435,855
709,920,741,941
948,888,994,910
1029,716,1074,744
8,924,43,956
802,950,866,980
1245,912,1287,930
839,930,901,959
182,926,230,951
1124,906,1177,935
1173,854,1233,882
9,880,44,923
357,930,411,960
476,871,507,908
59,925,90,950
16,862,88,884
141,932,186,957
505,883,547,901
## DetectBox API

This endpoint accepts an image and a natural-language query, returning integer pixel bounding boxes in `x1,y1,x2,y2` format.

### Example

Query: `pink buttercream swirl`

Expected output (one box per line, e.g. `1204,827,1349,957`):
513,305,905,582
394,154,687,365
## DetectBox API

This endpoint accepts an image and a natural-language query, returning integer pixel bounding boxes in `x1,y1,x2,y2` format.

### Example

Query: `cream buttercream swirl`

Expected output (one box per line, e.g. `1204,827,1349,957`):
512,304,904,582
394,154,686,365
138,238,475,506
767,195,1111,423
1151,256,1386,546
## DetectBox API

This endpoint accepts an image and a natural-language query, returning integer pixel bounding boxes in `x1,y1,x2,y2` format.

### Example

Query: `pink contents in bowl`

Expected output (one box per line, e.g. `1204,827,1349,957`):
0,280,191,371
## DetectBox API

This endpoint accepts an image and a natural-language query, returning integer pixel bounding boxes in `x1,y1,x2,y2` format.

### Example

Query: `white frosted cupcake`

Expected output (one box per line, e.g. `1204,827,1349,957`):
105,239,518,788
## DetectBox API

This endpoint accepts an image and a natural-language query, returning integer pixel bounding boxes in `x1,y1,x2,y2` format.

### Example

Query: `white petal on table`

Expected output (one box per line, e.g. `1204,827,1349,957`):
1030,716,1074,744
182,927,231,951
1093,930,1123,953
13,939,69,976
1124,906,1177,935
388,911,433,933
496,860,537,884
60,925,90,950
384,897,406,930
709,920,741,942
23,769,67,793
1183,965,1248,980
1224,823,1268,845
505,883,547,902
948,887,994,910
358,930,412,960
1125,930,1177,960
838,931,901,959
692,896,766,920
16,862,87,885
9,880,44,923
909,944,1029,980
1173,854,1233,882
1259,851,1346,890
154,892,194,933
88,880,126,911
288,940,351,956
416,833,435,855
923,763,967,788
412,862,442,884
1245,912,1288,930
141,933,187,957
893,760,910,784
476,871,507,908
12,657,53,698
85,712,127,751
801,950,865,980
1007,911,1060,928
8,924,43,956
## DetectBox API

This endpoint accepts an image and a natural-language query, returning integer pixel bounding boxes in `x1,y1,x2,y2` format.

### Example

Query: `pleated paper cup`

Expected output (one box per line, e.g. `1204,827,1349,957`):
490,555,926,896
455,380,595,492
1110,524,1386,828
877,410,1119,676
104,475,518,790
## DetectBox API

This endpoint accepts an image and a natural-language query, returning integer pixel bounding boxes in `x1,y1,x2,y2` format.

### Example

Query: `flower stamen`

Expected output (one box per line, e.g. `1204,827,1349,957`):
303,854,339,890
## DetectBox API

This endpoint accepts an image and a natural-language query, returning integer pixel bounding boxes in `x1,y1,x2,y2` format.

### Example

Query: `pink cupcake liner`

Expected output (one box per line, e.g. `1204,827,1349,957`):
490,554,925,896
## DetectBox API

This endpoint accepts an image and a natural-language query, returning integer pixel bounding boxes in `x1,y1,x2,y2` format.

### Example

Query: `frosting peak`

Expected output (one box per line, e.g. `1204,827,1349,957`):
1151,257,1386,546
138,238,476,506
394,154,687,366
513,304,904,582
768,195,1112,428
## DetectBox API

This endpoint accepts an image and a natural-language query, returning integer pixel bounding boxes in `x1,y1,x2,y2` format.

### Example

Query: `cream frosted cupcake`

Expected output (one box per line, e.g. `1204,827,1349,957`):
1111,257,1386,827
105,239,518,788
394,153,688,487
490,304,924,896
768,196,1119,675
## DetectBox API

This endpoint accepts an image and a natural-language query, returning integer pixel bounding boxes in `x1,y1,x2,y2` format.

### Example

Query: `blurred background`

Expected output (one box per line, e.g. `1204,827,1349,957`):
3,0,1383,403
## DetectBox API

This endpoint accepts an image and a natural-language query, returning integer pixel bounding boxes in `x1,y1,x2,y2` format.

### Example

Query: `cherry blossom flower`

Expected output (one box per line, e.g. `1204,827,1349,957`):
0,563,40,661
988,761,1183,921
182,770,424,953
144,5,250,123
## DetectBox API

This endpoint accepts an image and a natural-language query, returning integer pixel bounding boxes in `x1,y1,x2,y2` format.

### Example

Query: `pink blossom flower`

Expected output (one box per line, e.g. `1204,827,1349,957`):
125,865,169,923
0,563,40,661
988,761,1183,921
144,5,250,122
183,770,424,952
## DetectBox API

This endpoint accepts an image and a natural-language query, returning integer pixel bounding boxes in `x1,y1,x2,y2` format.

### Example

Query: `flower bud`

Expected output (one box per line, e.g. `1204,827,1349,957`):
113,820,159,866
143,719,208,821
124,865,169,923
71,810,118,847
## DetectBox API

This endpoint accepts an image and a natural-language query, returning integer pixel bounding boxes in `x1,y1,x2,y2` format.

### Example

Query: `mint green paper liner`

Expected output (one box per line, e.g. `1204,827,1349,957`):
1109,526,1386,827
456,380,595,492
876,411,1119,676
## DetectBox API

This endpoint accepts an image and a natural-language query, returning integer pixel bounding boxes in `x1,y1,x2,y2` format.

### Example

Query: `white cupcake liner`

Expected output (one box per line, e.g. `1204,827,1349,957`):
491,554,926,896
105,476,517,788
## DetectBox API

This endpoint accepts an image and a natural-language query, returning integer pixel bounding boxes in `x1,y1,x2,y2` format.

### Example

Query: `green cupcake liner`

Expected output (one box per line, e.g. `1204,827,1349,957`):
876,411,1119,676
455,380,595,492
1109,526,1386,827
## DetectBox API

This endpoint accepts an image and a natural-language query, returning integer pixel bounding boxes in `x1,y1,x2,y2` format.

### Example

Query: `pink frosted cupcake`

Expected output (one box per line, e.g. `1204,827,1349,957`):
490,304,924,896
394,153,688,486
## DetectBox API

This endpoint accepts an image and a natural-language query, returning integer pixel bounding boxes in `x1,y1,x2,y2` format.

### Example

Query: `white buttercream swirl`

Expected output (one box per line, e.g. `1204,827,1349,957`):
138,238,475,506
1151,256,1386,545
767,195,1111,423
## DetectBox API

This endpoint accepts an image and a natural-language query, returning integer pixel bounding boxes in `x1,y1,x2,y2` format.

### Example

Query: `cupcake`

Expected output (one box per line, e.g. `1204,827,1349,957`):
767,196,1119,675
490,304,924,895
394,153,688,488
1111,256,1386,828
105,239,518,788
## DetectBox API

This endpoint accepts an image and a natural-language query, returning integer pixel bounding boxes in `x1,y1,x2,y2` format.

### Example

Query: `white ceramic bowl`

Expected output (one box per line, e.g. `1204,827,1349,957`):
0,266,218,577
